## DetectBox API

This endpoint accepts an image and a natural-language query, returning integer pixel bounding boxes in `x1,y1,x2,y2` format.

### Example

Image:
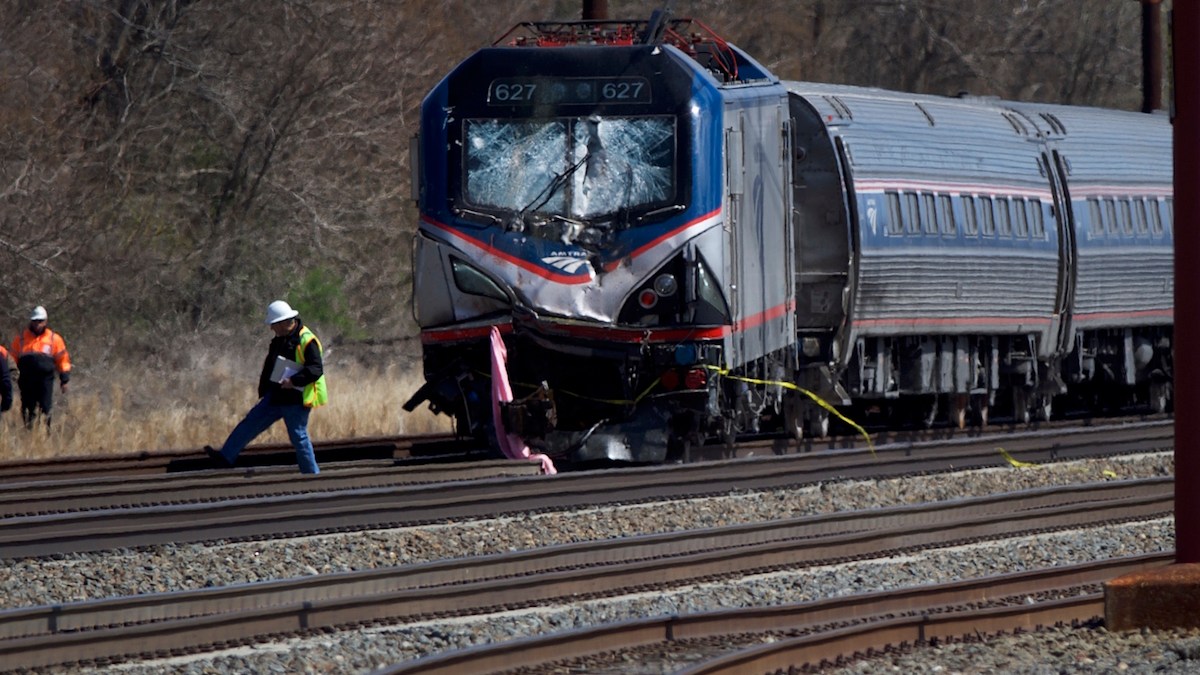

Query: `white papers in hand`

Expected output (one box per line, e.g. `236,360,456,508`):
271,355,303,383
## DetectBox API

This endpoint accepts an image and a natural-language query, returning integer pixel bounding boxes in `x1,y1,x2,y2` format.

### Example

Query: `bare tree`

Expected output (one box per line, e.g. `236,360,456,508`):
0,0,1168,363
623,0,1157,107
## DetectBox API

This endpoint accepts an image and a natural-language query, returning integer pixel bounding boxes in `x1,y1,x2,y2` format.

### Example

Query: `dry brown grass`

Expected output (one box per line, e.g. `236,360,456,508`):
0,348,452,461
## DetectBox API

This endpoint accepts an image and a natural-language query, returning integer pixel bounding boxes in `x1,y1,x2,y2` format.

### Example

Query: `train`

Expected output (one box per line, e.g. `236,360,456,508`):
403,13,1173,463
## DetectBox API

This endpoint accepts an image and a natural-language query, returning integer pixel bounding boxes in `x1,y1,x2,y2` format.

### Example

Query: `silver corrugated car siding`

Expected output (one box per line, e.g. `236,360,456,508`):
1010,103,1173,331
852,250,1058,338
786,83,1059,341
1072,247,1172,330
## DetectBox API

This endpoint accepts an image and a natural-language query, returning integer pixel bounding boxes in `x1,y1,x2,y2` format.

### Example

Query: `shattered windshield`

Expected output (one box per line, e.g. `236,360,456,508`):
464,116,676,221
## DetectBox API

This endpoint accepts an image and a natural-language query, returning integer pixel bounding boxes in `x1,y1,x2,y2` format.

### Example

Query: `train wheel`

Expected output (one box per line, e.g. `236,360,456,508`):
783,394,804,441
971,394,989,427
920,395,938,429
1036,394,1053,422
952,394,968,429
1149,382,1170,414
721,415,737,449
1012,388,1032,425
806,407,830,439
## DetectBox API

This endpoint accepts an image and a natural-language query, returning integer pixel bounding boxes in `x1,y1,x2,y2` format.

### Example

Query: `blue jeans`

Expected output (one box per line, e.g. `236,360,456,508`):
218,397,319,474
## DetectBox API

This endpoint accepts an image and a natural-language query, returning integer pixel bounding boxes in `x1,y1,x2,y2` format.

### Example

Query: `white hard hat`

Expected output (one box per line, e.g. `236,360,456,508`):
264,300,299,325
29,306,47,321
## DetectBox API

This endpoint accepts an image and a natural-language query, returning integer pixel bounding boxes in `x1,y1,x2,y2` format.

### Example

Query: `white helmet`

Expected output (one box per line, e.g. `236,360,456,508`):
264,300,299,325
29,306,47,321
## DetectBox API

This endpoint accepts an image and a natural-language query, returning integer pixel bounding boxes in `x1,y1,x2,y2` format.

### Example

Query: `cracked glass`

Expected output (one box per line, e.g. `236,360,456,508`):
464,116,676,221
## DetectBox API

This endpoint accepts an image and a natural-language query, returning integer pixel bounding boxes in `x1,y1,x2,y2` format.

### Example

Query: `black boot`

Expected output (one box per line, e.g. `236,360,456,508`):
204,445,233,468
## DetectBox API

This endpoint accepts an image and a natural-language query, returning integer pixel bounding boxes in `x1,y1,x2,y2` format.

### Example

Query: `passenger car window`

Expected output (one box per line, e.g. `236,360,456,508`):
1134,199,1149,235
1029,199,1045,238
886,191,904,235
922,193,938,234
1105,199,1119,236
979,197,995,236
1088,199,1103,237
1149,199,1164,235
1014,199,1029,237
905,193,921,234
996,198,1012,237
962,196,978,236
938,195,956,235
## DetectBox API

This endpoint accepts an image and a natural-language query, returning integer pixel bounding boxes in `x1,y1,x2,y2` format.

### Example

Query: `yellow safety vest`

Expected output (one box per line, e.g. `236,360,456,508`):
296,326,328,408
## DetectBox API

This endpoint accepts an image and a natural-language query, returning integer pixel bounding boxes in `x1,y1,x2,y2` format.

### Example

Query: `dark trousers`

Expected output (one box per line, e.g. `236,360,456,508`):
217,397,319,474
19,372,55,429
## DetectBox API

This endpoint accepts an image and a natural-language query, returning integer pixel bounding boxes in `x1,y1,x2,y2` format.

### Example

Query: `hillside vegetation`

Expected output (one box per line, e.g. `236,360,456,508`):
0,0,1169,456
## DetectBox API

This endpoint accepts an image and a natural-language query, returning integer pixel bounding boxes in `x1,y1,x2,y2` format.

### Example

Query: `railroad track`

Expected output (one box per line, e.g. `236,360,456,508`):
378,554,1172,675
0,479,1173,670
0,412,1168,484
0,419,1172,559
0,433,465,482
0,459,545,518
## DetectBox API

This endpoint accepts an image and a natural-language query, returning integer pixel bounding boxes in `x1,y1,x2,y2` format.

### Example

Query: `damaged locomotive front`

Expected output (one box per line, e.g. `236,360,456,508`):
406,17,779,463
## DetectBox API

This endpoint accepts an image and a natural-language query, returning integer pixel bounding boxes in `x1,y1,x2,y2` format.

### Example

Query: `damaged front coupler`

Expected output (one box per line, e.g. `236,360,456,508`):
500,383,557,439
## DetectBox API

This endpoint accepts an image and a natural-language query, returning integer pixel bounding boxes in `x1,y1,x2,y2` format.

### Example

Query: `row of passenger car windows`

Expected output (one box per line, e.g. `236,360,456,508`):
1086,196,1172,239
881,191,1174,241
884,191,1046,239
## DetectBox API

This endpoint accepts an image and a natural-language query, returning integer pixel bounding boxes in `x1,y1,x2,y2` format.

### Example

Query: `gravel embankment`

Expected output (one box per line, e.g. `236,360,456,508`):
0,452,1181,674
825,624,1200,674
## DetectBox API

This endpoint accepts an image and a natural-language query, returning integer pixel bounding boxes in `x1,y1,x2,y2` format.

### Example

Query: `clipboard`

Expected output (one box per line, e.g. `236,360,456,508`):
270,355,303,383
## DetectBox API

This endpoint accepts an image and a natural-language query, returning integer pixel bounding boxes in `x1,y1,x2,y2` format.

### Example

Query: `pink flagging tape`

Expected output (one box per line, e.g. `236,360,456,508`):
489,326,557,475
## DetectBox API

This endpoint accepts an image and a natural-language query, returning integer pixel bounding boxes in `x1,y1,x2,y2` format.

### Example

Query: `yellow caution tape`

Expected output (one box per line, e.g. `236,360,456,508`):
1102,469,1118,479
999,447,1038,468
701,365,875,455
506,363,875,455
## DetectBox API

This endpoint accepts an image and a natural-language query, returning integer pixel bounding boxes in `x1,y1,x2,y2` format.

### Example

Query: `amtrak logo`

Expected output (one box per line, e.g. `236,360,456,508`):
541,255,593,275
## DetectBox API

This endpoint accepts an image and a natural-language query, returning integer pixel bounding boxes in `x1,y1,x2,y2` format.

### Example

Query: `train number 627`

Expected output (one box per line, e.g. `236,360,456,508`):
492,83,538,102
602,81,645,100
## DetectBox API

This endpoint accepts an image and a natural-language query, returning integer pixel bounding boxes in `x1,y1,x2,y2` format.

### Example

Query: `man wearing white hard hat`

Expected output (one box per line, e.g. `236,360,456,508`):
9,306,71,429
206,300,328,473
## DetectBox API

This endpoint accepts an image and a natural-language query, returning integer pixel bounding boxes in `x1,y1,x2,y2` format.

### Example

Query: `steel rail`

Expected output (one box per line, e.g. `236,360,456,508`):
707,414,1171,460
0,422,1172,559
678,599,1104,674
0,433,461,482
0,459,543,517
0,479,1170,638
373,553,1170,675
679,598,1101,675
0,417,1169,486
0,482,1173,669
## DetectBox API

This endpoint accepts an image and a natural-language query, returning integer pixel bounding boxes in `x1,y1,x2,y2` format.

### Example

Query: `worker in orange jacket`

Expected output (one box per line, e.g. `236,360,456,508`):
10,306,71,429
0,344,12,418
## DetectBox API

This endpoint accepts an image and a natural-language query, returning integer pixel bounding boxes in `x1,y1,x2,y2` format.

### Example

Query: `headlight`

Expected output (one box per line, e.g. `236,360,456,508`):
653,273,678,297
451,258,508,301
802,337,821,358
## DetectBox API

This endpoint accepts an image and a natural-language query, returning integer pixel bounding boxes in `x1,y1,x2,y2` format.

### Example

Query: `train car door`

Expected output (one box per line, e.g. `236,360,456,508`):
724,117,744,367
1044,149,1077,358
725,100,794,371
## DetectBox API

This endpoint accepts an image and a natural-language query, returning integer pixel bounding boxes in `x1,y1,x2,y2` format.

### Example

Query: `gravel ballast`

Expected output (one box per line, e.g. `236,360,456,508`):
0,452,1182,674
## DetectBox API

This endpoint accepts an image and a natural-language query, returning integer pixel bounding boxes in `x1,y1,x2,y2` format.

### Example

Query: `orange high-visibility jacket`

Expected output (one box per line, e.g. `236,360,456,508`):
11,328,71,378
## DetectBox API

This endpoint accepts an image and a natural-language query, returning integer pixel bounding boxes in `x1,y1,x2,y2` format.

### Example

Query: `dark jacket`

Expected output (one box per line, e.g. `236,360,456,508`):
257,319,323,406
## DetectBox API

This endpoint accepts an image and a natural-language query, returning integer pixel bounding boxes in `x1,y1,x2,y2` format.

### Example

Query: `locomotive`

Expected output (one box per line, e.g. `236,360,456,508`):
404,14,1173,463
